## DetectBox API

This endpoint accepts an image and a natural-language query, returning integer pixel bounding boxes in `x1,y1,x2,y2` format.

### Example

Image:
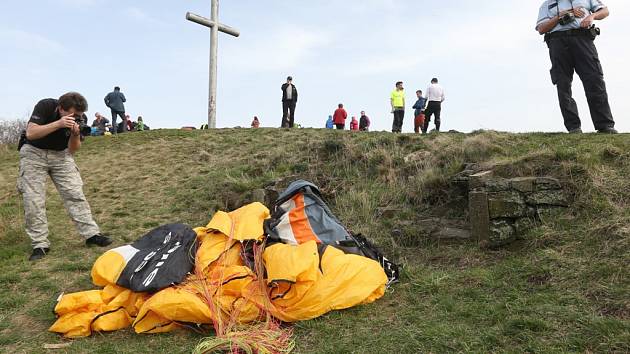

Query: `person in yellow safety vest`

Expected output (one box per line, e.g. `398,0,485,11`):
390,81,405,133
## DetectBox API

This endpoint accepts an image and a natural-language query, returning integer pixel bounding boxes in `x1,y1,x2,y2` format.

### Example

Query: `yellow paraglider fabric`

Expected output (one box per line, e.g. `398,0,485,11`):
49,202,387,338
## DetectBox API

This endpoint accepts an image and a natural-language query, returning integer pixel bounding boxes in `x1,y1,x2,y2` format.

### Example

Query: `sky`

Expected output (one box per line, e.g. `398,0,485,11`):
0,0,628,133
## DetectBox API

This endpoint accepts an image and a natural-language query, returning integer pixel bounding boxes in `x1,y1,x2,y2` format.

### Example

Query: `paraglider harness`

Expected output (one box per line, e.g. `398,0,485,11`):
264,180,399,285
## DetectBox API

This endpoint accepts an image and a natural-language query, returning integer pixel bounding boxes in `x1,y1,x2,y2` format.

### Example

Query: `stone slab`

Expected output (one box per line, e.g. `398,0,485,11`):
535,177,562,191
510,177,536,193
488,191,528,218
526,190,568,207
469,191,490,245
469,171,494,190
489,219,517,247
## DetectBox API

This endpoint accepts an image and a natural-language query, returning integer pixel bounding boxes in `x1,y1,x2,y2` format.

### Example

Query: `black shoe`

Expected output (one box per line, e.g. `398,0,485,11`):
86,234,113,247
597,128,618,134
568,128,583,134
29,247,49,261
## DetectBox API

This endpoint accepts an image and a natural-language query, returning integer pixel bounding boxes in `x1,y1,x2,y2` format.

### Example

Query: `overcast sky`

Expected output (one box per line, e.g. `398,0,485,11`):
0,0,628,133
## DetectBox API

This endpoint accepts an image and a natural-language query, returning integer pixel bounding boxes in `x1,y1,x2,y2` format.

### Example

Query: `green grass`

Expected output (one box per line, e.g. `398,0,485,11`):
0,129,628,353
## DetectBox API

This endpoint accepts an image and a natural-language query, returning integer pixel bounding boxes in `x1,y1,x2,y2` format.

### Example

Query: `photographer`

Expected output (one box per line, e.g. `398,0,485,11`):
536,0,617,134
18,92,112,261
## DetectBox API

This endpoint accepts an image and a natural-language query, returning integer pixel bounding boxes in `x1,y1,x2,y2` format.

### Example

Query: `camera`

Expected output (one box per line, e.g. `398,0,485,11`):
66,114,91,137
559,12,575,26
589,26,601,39
75,116,92,136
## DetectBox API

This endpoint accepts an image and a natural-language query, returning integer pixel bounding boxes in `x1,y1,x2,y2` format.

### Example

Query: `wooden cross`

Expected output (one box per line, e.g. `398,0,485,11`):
186,0,240,129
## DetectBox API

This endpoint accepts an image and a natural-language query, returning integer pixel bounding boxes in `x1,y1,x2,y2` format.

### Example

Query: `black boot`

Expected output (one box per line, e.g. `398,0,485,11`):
29,247,50,261
86,234,113,247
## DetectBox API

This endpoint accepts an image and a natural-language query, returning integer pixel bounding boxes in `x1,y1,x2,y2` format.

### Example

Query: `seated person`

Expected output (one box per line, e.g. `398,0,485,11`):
124,114,134,131
251,116,260,128
91,112,110,136
136,116,145,131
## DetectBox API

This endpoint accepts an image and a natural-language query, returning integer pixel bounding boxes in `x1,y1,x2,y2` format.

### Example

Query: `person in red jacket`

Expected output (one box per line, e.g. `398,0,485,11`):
333,103,347,130
350,116,359,131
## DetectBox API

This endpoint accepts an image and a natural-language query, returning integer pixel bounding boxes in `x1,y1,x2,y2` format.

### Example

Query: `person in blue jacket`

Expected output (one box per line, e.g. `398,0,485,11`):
412,90,427,133
325,115,334,129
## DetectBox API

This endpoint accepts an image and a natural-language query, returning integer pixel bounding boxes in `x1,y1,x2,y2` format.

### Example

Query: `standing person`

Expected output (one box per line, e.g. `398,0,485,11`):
536,1,617,134
326,115,334,129
251,116,260,128
333,104,348,130
104,86,127,134
17,92,112,261
350,116,359,131
281,76,298,128
423,78,445,133
390,81,405,133
359,111,371,132
413,90,428,134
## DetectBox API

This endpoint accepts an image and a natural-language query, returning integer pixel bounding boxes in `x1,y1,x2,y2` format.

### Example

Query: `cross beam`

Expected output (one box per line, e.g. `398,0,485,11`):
186,12,240,37
186,0,240,129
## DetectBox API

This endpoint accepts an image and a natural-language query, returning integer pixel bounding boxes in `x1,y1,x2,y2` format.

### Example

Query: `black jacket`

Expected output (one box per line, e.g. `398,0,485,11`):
281,83,298,102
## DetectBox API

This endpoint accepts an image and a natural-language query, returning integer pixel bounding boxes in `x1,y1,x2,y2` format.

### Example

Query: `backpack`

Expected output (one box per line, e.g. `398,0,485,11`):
264,180,399,283
114,223,198,293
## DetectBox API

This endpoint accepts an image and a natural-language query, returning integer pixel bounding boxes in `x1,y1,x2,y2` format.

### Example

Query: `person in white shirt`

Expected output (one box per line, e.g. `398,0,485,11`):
423,78,445,133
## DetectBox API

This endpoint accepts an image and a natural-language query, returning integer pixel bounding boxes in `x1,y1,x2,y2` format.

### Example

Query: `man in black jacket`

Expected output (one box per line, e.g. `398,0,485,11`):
281,76,298,128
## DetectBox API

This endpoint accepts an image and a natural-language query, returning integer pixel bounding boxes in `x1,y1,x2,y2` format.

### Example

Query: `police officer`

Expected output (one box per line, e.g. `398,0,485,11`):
18,92,112,261
536,0,617,134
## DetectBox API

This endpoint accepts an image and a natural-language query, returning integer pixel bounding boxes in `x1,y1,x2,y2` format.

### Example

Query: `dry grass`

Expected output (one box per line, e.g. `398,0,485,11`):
0,129,629,353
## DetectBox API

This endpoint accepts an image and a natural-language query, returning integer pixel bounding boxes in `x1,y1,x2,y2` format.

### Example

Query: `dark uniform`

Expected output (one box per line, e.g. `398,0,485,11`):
536,0,616,132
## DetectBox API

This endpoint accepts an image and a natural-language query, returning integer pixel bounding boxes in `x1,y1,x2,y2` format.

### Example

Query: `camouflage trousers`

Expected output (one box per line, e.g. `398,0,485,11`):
17,144,100,249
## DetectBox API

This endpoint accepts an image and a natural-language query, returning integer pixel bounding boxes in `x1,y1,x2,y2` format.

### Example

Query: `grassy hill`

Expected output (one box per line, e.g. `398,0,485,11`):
0,129,628,353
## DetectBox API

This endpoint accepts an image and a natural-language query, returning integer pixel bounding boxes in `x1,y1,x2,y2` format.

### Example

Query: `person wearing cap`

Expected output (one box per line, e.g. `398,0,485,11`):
536,1,617,134
281,76,298,128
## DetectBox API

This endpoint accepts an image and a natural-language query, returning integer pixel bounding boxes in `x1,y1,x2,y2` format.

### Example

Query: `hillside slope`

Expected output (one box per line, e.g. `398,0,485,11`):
0,129,628,353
